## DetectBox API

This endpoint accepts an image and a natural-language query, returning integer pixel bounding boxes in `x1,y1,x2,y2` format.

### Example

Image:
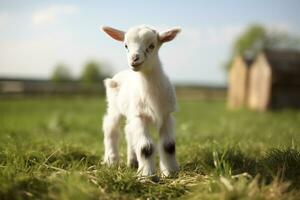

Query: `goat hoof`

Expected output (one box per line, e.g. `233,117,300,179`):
150,175,160,183
102,156,118,166
161,167,180,178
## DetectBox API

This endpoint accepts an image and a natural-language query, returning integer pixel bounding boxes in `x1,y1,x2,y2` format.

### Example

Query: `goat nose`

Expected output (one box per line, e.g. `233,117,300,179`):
132,54,140,62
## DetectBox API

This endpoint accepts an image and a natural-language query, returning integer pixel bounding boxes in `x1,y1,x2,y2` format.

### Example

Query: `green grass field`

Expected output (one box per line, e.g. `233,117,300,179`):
0,96,300,200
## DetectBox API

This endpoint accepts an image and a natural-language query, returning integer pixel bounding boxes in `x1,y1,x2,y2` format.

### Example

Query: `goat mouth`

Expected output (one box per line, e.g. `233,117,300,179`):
131,62,143,71
131,62,143,67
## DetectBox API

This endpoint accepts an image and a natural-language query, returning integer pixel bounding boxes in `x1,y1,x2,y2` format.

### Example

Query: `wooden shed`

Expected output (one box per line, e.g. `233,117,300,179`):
227,55,253,109
248,49,300,111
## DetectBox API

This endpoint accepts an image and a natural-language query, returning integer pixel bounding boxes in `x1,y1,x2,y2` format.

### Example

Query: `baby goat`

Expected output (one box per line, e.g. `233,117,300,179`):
101,25,181,177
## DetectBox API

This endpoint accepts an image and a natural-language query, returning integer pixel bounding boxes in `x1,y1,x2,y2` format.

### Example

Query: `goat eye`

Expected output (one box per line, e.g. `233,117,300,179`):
125,44,128,49
149,43,155,49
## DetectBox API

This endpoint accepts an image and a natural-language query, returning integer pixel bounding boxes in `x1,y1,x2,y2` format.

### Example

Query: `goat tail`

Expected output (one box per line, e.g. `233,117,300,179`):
104,78,119,101
104,78,118,89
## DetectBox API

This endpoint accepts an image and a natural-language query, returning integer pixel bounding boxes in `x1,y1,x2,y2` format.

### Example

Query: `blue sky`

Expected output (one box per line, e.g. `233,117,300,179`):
0,0,299,85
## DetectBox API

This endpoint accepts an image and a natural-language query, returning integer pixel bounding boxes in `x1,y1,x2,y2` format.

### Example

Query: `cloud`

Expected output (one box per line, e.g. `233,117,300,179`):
180,25,245,46
0,29,108,79
0,13,9,30
32,4,79,26
179,23,296,48
150,25,244,47
266,22,292,32
264,22,300,36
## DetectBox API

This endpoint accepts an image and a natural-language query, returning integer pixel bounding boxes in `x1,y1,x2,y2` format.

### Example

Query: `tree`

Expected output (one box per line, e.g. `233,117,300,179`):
51,63,72,83
80,61,104,84
225,24,300,70
233,24,266,59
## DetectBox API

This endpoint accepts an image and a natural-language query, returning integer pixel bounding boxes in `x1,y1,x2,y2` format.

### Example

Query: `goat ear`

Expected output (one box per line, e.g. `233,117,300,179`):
159,27,181,43
101,26,125,42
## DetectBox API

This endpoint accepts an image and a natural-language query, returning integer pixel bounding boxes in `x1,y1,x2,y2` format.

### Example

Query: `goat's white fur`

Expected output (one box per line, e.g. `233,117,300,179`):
102,25,180,177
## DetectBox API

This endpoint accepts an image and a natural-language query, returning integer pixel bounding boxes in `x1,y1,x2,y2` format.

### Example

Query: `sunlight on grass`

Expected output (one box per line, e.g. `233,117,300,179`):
0,96,300,199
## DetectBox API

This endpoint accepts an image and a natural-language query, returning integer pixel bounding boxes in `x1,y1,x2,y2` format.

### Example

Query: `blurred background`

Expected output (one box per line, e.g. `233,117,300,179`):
1,1,300,199
0,0,300,108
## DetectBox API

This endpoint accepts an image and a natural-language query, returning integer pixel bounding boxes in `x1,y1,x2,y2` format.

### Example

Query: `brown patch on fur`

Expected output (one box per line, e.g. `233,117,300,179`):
104,78,118,88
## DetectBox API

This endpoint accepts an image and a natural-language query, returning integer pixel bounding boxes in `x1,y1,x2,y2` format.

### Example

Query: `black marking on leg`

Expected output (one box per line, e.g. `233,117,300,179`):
164,142,175,154
129,158,139,169
141,144,153,158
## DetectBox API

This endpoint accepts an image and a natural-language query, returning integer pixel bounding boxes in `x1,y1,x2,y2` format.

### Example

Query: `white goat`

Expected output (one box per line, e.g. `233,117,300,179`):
101,25,180,177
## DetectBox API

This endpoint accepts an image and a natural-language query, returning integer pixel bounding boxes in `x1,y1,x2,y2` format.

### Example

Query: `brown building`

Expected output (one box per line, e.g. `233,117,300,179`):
248,49,300,111
228,49,300,111
227,55,253,109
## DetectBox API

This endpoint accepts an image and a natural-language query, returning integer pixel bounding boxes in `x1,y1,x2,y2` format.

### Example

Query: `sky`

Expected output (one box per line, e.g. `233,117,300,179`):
0,0,299,86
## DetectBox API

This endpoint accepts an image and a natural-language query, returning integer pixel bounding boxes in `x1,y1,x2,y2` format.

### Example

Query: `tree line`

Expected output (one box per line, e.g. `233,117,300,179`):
51,60,111,84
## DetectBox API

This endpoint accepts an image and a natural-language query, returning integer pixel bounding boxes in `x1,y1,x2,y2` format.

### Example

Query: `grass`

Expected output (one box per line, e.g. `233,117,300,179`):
0,96,300,199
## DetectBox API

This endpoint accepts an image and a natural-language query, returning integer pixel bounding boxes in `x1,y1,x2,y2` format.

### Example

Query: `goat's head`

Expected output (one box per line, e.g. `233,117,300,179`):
102,25,181,72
